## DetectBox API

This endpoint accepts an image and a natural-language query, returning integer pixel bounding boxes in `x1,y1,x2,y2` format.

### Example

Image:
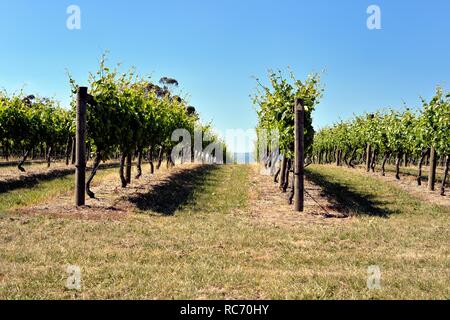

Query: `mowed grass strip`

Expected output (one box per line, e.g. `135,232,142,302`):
0,167,117,213
0,164,449,299
0,165,251,299
0,176,74,213
306,165,449,217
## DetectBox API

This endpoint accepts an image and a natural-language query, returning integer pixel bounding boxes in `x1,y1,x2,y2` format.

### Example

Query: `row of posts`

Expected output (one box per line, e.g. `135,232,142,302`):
365,113,438,192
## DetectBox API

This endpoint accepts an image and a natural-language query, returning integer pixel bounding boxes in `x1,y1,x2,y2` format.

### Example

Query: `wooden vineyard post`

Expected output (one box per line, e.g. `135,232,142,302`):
366,114,374,172
126,153,132,184
75,87,87,206
279,157,288,190
294,98,304,212
366,143,371,172
428,146,437,191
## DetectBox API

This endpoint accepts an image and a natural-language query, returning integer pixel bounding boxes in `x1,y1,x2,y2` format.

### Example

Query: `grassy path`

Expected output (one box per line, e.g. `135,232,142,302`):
306,165,450,216
0,167,117,213
0,165,449,299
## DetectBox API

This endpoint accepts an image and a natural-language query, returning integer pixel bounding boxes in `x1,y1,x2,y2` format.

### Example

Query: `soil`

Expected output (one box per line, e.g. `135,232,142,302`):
14,164,202,220
248,166,351,229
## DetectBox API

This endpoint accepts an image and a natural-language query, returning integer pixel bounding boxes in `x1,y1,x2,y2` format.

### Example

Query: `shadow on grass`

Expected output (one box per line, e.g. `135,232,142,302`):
128,165,219,216
0,163,120,194
305,169,394,218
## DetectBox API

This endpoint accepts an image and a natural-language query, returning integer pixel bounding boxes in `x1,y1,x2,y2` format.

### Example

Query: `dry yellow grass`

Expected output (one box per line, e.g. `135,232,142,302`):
0,164,449,299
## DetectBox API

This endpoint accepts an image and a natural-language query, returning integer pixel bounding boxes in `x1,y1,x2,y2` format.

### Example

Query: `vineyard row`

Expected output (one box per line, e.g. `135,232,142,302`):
311,87,450,195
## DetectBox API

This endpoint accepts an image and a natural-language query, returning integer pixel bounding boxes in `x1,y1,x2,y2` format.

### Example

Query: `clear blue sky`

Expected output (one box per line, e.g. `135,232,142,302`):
1,0,449,151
